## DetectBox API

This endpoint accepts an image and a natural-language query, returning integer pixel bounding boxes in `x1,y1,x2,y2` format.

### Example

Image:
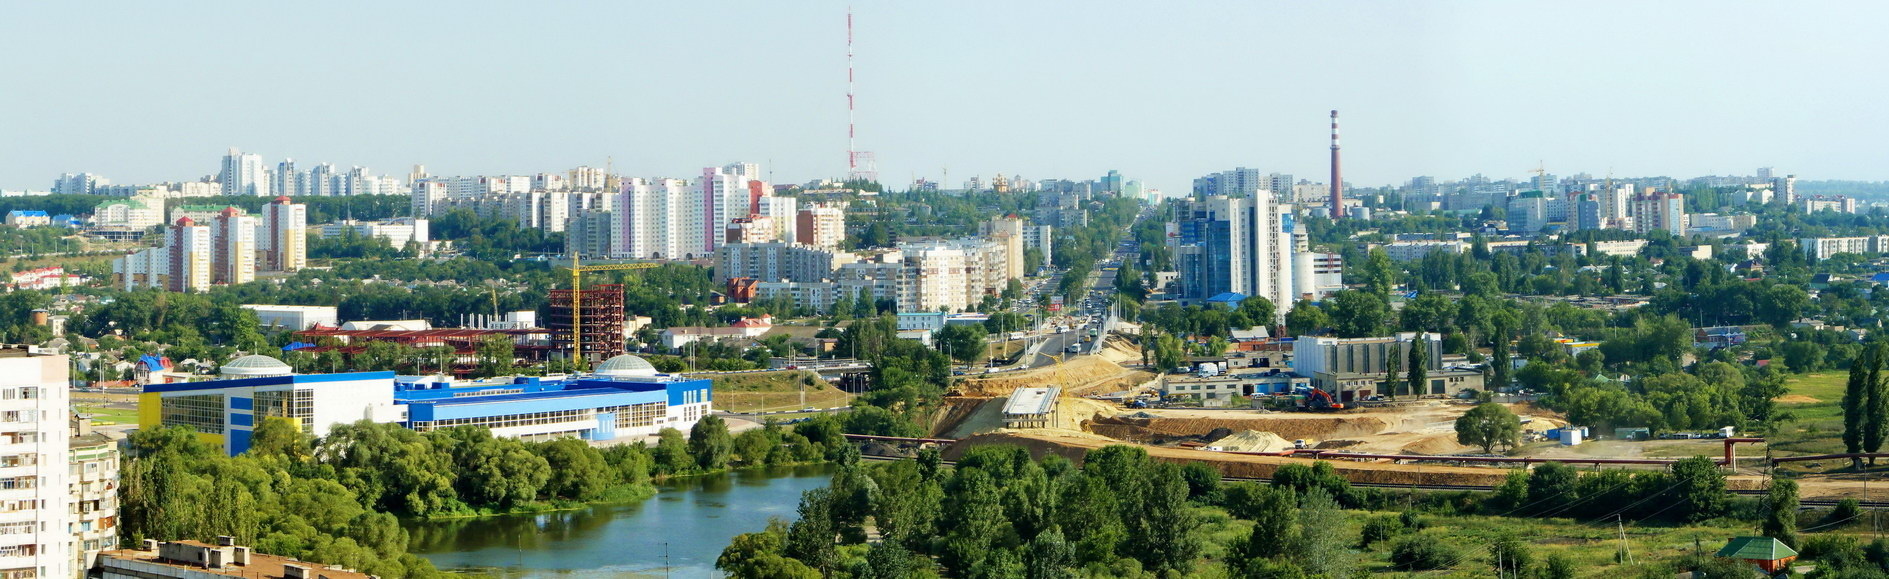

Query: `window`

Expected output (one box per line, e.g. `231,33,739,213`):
0,454,34,468
253,389,313,431
0,521,34,535
160,394,226,434
0,477,34,490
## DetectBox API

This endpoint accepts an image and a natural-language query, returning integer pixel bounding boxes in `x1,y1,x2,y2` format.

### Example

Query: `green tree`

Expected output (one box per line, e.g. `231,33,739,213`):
1407,336,1429,396
719,519,821,579
1670,456,1726,522
1382,345,1404,399
535,438,611,501
689,414,734,471
1763,478,1799,548
935,324,989,365
1292,488,1352,578
476,334,516,377
1356,248,1398,295
1455,402,1522,453
246,416,312,461
1284,300,1328,337
1844,346,1872,467
1131,463,1203,574
1326,290,1389,338
652,428,693,475
1868,343,1889,464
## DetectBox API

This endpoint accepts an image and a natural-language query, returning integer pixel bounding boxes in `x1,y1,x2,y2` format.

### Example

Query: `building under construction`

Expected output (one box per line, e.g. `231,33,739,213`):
549,284,626,364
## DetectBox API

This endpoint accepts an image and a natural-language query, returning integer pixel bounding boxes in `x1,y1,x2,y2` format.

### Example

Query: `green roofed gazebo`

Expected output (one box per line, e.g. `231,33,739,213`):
1715,536,1797,573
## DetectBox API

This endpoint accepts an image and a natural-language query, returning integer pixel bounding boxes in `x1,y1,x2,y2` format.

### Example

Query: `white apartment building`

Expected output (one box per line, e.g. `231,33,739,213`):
0,348,74,578
898,244,969,312
218,148,269,197
318,218,430,249
89,198,163,230
795,204,846,249
1381,240,1466,262
1800,236,1889,260
613,177,693,259
699,163,761,254
756,195,797,243
67,418,117,574
979,217,1027,279
714,242,857,284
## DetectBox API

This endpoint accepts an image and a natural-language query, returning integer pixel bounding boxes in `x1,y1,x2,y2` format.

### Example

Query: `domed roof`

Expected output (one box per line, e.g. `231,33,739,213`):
220,354,293,377
594,354,658,377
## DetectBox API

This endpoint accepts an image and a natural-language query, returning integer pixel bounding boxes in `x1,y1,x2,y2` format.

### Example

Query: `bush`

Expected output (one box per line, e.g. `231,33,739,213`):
1828,498,1863,527
1389,535,1459,571
1358,515,1407,550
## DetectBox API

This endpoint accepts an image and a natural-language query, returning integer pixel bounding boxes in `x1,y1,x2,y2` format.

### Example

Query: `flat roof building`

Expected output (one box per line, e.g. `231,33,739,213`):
96,539,370,579
140,354,712,456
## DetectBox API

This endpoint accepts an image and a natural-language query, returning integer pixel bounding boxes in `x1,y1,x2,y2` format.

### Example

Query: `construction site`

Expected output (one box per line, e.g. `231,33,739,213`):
921,335,1882,498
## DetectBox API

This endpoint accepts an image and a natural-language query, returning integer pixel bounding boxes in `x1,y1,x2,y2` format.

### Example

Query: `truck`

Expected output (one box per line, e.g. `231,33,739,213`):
1196,362,1220,377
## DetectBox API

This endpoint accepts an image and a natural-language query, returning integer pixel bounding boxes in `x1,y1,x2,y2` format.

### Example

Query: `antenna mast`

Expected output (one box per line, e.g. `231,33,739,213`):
847,7,877,183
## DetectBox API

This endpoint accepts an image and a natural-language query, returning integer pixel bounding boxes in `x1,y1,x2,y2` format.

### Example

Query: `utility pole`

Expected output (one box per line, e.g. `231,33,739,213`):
1617,515,1633,564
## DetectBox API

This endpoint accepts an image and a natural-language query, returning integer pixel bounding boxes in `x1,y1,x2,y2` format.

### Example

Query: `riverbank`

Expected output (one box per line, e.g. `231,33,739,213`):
406,464,838,578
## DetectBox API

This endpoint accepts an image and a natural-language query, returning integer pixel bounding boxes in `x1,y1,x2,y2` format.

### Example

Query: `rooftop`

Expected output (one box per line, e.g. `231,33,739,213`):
99,540,372,579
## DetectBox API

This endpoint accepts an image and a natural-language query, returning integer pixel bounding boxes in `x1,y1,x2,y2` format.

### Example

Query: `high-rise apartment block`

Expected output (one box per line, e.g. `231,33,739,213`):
979,217,1027,280
1627,190,1685,236
795,204,847,249
0,348,76,577
612,177,693,259
210,209,258,285
261,197,307,272
1169,195,1298,322
219,148,270,197
112,198,307,291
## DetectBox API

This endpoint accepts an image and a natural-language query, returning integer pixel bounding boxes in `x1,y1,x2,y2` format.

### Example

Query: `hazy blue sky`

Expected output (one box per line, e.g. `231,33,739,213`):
3,1,1884,193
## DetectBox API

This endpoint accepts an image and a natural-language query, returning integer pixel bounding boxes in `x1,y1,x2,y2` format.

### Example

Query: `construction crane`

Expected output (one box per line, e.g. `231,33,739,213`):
560,252,659,370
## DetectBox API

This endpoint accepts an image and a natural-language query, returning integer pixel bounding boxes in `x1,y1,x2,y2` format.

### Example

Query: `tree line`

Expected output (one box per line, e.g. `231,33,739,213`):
716,443,1783,578
121,414,860,578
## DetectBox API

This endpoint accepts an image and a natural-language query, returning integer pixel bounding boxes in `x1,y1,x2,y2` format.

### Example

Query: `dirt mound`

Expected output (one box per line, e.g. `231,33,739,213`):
1776,394,1821,404
945,432,1514,487
1401,437,1473,455
954,356,1149,397
1211,430,1297,452
1096,336,1142,364
1316,439,1364,449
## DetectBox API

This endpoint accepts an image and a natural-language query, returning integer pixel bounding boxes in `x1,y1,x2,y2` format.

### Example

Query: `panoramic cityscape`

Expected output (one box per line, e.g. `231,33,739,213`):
6,1,1889,578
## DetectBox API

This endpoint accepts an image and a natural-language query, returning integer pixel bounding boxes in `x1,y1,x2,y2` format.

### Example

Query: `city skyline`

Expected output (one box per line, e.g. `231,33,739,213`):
4,1,1888,193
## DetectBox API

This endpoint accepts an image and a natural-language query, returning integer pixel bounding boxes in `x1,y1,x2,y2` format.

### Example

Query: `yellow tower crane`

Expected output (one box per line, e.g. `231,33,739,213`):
561,253,659,370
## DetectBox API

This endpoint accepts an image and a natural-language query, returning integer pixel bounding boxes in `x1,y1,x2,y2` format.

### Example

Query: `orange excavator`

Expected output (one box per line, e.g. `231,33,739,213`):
1302,388,1345,412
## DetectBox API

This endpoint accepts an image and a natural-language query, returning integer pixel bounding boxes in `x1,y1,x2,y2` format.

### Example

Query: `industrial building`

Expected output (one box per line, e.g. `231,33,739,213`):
139,354,712,456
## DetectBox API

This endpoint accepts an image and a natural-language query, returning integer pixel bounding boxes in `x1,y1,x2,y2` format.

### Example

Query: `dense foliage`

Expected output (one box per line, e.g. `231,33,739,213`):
720,445,1759,577
121,415,858,577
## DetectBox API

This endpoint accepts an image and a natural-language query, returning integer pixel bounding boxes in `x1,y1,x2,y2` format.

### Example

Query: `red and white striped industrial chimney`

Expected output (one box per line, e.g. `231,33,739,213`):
1329,109,1344,219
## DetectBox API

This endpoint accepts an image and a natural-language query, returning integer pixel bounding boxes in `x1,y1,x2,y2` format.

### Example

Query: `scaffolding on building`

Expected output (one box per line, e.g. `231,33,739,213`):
550,284,626,365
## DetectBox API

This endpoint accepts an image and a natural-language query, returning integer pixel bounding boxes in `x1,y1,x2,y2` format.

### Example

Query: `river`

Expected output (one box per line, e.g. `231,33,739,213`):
405,463,836,578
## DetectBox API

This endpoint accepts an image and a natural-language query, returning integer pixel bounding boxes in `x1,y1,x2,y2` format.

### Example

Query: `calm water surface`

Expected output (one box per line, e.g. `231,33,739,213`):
405,464,835,578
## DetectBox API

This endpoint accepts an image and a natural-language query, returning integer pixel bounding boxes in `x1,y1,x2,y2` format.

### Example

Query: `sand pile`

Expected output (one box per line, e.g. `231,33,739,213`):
955,356,1148,397
1211,430,1298,453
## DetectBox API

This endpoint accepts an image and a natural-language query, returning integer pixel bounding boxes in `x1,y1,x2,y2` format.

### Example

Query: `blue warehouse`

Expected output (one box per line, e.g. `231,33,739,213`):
143,353,713,455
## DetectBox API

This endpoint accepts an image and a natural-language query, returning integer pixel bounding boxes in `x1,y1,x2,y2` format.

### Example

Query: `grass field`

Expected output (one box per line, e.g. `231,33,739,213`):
1771,371,1848,456
705,370,855,413
75,404,138,425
